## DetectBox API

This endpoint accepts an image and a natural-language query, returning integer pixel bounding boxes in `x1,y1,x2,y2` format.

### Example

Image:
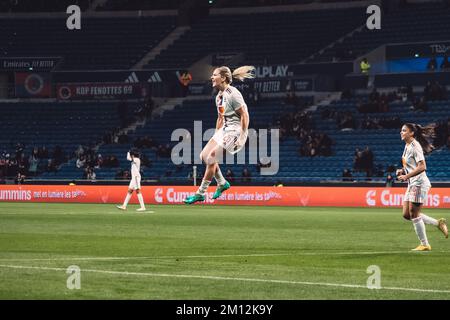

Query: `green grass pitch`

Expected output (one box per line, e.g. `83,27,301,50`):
0,202,449,299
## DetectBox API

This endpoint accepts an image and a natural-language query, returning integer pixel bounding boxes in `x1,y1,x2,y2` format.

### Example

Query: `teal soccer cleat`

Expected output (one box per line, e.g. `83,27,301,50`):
212,181,230,200
184,193,205,204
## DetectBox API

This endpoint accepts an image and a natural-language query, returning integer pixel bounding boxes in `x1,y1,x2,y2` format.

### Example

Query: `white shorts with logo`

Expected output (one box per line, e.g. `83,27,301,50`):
212,126,247,155
404,185,430,204
129,176,142,190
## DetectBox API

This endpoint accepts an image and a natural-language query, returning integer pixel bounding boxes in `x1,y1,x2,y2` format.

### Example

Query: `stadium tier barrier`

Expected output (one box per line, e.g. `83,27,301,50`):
0,185,449,208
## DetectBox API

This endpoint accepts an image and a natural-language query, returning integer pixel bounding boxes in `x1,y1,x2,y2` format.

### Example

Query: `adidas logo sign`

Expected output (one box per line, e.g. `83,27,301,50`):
125,72,139,83
147,72,162,83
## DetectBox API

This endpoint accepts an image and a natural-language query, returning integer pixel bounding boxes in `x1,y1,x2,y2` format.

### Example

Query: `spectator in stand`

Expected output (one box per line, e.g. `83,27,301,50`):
52,145,65,166
28,153,38,176
110,155,119,167
76,155,86,169
242,168,252,183
423,81,433,101
406,83,414,101
225,168,235,183
84,167,96,180
15,142,24,161
95,154,103,168
342,168,353,182
436,119,450,148
47,159,57,173
360,57,371,74
15,172,25,185
38,146,48,159
441,54,450,70
411,96,429,112
337,111,355,130
362,146,374,177
369,87,380,102
386,173,394,187
353,148,363,171
427,56,438,71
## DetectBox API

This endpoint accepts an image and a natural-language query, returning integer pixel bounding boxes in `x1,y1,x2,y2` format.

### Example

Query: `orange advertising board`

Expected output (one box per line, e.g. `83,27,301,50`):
1,185,449,208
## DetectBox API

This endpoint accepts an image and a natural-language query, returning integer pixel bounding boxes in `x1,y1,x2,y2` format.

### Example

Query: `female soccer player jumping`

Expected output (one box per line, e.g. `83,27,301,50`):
397,123,448,251
184,66,255,204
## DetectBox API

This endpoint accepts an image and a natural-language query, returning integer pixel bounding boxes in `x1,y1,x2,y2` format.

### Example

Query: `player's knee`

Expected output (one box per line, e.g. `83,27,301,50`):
205,154,216,165
409,207,419,219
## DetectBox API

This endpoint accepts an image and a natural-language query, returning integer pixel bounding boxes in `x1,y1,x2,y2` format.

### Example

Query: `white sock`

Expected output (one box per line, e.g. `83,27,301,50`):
197,179,211,195
412,217,430,246
137,193,145,209
420,213,438,226
123,193,132,207
214,167,226,186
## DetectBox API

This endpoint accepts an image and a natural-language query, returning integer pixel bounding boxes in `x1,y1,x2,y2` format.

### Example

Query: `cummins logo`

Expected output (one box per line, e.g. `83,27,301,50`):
366,190,376,206
154,188,163,203
0,189,32,201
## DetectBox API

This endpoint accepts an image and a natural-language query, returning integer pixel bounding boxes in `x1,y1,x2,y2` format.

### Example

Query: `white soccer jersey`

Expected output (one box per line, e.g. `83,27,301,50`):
402,139,431,187
215,85,247,129
127,152,141,178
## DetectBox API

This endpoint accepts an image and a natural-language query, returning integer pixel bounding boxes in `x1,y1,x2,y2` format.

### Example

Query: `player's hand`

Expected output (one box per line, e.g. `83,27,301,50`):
397,174,408,182
396,169,404,176
234,135,247,150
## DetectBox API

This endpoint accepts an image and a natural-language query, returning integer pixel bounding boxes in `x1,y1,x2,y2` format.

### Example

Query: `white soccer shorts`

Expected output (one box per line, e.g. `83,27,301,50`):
128,176,142,190
212,127,247,155
404,185,430,204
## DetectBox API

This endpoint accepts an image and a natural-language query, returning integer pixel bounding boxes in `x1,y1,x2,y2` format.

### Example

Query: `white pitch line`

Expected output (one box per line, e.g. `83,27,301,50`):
0,253,294,262
0,264,450,294
0,211,155,216
0,250,442,262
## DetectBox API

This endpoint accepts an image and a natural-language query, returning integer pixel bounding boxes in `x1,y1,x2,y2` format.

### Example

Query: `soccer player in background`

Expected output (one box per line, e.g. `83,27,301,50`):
184,66,255,204
117,149,146,211
397,123,448,251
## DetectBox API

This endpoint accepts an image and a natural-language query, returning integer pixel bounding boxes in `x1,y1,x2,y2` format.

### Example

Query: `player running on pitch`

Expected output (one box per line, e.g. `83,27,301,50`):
397,123,448,251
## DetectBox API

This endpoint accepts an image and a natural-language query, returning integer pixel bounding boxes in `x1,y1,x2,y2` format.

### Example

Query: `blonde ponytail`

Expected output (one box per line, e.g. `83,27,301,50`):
217,65,255,84
232,65,256,82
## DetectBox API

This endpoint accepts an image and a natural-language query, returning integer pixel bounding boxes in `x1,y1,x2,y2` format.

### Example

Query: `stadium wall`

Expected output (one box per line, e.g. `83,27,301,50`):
0,185,449,208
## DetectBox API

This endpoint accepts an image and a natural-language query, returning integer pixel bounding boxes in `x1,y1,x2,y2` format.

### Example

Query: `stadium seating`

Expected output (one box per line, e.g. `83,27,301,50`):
0,101,140,179
1,94,448,184
311,3,450,62
90,94,450,183
313,97,450,182
0,16,177,70
91,96,312,182
96,0,183,11
145,8,366,68
0,0,90,12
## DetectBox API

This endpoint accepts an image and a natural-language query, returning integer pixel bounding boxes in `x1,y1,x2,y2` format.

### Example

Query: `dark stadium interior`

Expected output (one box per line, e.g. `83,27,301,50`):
2,0,450,305
0,0,449,186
